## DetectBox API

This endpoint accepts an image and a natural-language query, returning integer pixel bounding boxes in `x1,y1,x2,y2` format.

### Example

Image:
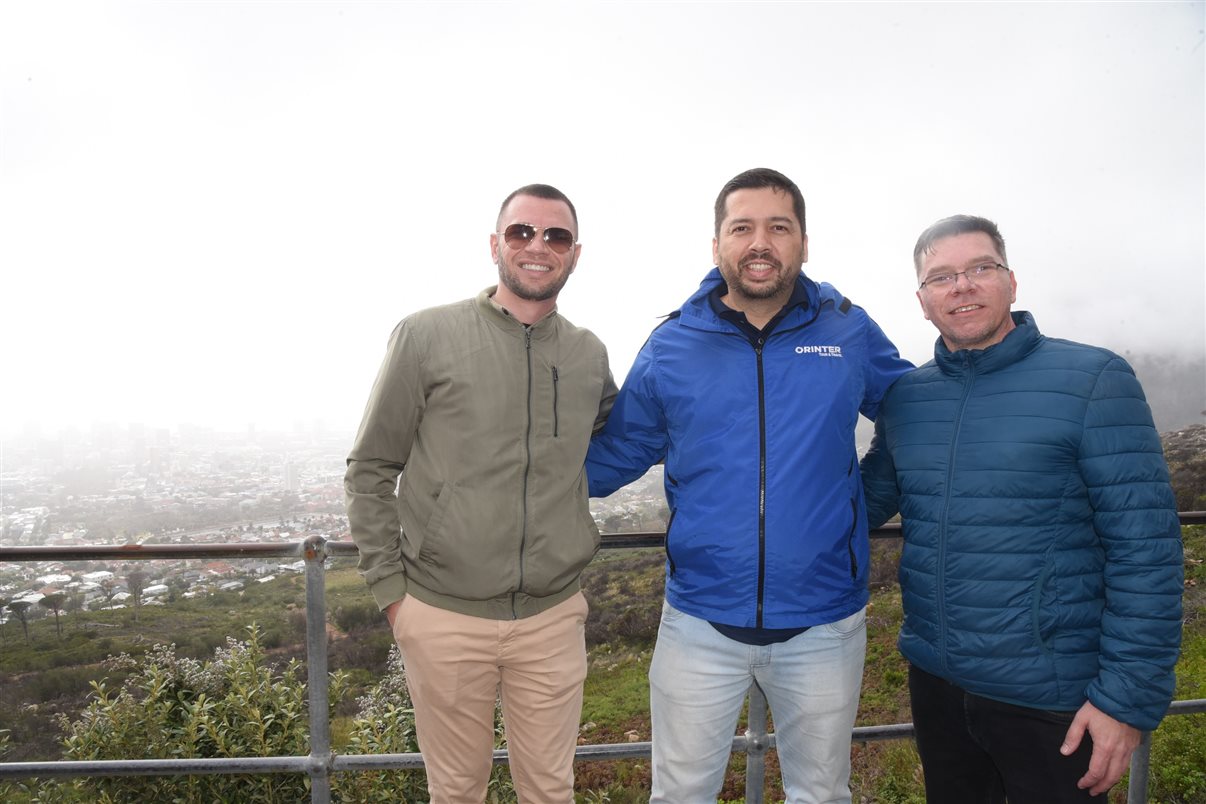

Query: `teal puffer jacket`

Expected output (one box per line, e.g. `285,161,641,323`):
861,312,1182,731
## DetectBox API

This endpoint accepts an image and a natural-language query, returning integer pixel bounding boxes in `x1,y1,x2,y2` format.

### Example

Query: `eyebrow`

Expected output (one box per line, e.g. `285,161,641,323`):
727,216,797,228
924,254,1001,274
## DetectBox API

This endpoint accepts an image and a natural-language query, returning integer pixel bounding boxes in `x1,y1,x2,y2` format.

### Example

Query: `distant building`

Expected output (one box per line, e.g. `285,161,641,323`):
36,573,73,586
283,461,300,493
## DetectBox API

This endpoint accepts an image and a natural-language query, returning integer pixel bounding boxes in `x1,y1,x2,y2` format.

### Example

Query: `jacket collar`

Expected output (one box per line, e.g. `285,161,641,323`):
933,310,1043,375
678,267,828,332
476,286,559,338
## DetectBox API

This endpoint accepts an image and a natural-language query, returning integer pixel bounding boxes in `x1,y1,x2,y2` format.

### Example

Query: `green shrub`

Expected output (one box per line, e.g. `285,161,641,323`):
51,624,347,803
1147,714,1206,803
333,600,380,633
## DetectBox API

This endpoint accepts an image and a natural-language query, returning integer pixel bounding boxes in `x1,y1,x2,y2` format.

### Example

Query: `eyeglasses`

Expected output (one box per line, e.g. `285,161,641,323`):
918,262,1009,291
497,223,577,254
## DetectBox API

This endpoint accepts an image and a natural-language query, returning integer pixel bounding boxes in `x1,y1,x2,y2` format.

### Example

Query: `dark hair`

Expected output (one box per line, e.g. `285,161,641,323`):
713,168,806,237
497,184,578,232
913,215,1007,275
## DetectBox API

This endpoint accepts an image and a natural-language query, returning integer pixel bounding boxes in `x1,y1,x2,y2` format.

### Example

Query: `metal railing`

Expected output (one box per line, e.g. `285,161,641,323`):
2,513,1204,803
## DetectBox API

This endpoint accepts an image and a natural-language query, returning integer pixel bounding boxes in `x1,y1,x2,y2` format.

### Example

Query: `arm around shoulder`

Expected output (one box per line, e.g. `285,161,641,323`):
858,312,913,421
586,345,668,497
860,417,901,529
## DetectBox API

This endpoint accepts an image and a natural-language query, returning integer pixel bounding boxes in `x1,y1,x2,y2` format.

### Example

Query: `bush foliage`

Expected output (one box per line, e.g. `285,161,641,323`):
52,625,340,803
16,628,518,803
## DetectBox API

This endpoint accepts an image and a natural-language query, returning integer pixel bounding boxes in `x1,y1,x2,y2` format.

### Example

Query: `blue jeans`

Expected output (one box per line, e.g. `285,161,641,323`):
908,665,1106,803
649,600,866,804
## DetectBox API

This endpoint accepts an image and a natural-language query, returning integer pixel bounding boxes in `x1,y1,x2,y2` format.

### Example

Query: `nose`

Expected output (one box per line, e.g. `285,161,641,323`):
951,270,975,290
522,230,552,255
749,224,773,251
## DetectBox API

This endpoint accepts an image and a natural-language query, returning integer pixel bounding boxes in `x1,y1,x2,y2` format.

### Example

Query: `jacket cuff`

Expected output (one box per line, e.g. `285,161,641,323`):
370,573,408,612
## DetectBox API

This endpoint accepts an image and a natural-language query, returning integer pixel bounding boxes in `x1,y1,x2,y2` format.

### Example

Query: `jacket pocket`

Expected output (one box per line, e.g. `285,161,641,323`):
551,366,560,437
845,455,860,580
846,497,859,580
1030,550,1057,656
664,508,678,577
419,482,455,561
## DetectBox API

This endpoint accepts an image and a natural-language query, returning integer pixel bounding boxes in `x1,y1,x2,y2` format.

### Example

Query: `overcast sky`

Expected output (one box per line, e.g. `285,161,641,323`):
2,1,1203,437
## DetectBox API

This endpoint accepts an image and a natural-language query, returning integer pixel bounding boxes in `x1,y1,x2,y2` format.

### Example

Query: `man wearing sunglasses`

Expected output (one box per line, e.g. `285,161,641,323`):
587,168,913,802
860,215,1182,802
345,184,617,803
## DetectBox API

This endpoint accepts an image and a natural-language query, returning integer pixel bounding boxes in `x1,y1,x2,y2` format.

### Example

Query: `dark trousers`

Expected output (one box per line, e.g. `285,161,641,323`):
908,664,1106,804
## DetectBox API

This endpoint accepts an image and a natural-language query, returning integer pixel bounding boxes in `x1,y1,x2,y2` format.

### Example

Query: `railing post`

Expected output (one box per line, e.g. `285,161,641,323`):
1126,731,1152,804
304,535,332,804
744,683,768,804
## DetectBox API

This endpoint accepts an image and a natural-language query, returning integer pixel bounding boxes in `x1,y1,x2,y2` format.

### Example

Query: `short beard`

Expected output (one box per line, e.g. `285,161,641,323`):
724,252,800,300
496,254,572,302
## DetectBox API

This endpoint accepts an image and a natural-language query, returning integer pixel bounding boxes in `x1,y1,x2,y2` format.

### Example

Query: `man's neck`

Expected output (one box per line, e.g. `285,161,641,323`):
492,286,557,326
719,290,791,330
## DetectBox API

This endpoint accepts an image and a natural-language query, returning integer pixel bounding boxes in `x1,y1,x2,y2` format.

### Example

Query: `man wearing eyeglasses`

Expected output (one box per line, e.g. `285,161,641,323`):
345,184,616,804
860,215,1183,802
587,168,913,803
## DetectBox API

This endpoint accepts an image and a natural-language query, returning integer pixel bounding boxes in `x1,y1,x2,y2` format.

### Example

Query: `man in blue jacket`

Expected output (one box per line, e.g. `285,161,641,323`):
860,215,1183,802
588,168,912,803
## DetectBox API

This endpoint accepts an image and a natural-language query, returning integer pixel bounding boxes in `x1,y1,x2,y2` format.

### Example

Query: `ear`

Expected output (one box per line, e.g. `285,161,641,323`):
569,243,582,273
1008,270,1017,304
712,237,720,266
916,290,932,322
800,234,809,264
489,233,500,262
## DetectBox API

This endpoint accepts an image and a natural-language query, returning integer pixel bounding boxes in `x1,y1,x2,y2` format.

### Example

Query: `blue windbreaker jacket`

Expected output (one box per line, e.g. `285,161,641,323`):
861,312,1183,730
588,268,912,628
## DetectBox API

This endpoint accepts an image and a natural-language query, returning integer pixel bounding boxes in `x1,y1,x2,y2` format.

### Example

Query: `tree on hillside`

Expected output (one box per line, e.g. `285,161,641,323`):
65,591,85,618
9,600,32,643
98,577,119,609
39,592,67,638
126,570,146,623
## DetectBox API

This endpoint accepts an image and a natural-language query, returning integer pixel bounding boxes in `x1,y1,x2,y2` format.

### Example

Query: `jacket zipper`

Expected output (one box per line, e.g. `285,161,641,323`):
728,299,826,627
552,366,559,437
938,354,976,671
515,327,534,619
755,337,768,627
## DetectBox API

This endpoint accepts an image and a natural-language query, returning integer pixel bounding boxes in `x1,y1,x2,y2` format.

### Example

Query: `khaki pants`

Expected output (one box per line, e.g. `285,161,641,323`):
392,592,589,804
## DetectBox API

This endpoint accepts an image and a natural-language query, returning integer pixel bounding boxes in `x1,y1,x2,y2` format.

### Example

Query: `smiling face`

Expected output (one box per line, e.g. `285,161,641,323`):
916,231,1017,352
712,187,808,315
490,194,580,311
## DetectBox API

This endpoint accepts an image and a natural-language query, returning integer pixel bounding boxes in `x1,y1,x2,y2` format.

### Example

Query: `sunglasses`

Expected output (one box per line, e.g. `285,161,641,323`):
498,223,577,254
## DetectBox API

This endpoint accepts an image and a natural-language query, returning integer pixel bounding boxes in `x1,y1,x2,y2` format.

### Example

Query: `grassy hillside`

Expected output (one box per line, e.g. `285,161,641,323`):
2,529,1202,802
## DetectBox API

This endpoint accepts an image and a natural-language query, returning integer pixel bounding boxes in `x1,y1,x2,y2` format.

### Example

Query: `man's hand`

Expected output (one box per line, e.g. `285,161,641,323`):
384,599,403,628
1060,700,1141,795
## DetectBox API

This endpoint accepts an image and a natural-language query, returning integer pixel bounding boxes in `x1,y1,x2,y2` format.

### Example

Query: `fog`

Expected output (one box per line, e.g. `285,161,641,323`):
2,1,1202,437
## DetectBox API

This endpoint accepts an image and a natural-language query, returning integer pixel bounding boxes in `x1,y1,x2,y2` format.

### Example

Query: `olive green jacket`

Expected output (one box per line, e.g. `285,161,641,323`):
345,288,617,619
